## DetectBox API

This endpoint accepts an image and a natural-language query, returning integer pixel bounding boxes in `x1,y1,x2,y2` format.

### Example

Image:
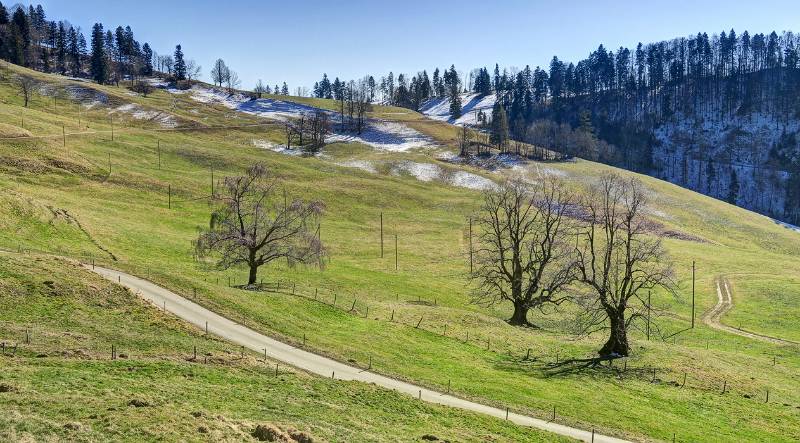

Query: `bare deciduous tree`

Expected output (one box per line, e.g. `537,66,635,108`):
470,176,578,326
195,163,326,285
14,75,36,107
185,59,202,84
210,59,230,88
226,70,241,94
254,79,267,98
575,173,675,357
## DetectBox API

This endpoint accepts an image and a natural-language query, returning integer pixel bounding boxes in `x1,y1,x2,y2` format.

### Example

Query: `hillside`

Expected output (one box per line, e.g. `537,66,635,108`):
1,60,800,443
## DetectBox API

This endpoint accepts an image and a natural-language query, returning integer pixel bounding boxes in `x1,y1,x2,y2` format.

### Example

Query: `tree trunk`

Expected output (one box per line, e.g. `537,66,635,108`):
600,310,629,357
508,301,529,326
248,263,258,285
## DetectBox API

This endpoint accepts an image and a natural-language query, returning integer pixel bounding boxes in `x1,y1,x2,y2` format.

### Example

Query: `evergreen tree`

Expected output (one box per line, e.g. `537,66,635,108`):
67,26,81,76
89,23,108,84
141,43,153,76
56,21,66,74
9,7,30,66
444,65,462,118
173,44,186,80
281,82,289,95
490,101,509,148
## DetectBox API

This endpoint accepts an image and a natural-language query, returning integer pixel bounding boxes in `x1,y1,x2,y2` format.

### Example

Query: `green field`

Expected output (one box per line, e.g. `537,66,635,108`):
1,62,800,442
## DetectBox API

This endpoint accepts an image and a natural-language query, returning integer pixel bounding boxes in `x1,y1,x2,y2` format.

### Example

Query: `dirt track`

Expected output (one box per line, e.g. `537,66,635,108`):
89,264,631,443
703,277,799,346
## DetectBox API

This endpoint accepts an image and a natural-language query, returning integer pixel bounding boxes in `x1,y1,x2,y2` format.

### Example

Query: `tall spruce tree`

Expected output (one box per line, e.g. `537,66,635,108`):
173,44,186,80
490,102,509,148
90,23,108,84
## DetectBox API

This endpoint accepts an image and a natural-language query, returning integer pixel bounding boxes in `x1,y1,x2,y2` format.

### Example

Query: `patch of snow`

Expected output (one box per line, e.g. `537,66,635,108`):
392,161,442,182
420,93,496,126
252,139,304,156
449,171,497,190
166,84,436,152
336,160,377,173
328,121,434,152
112,103,177,128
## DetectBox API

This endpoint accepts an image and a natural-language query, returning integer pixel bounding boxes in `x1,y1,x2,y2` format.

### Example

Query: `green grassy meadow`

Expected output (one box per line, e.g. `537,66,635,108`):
1,62,799,442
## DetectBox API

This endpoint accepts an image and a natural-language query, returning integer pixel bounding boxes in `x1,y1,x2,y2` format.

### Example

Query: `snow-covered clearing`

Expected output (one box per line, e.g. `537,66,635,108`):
113,103,177,128
420,93,496,126
328,121,433,152
392,161,442,182
252,139,305,157
162,84,436,152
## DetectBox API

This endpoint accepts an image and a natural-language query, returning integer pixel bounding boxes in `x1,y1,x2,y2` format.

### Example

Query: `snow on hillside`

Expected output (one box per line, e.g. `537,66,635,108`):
419,93,496,126
653,110,796,219
161,84,436,152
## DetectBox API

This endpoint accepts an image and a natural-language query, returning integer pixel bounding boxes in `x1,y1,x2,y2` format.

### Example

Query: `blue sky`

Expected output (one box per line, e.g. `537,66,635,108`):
33,0,800,91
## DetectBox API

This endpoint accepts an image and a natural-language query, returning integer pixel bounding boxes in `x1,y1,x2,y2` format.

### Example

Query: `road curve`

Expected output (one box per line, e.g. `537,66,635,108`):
88,265,629,443
703,277,799,346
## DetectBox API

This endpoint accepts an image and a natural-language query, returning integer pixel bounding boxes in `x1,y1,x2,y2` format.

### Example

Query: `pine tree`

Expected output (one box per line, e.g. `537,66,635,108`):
56,21,66,74
67,26,80,76
173,44,186,80
281,82,289,95
141,43,153,76
90,23,108,84
9,7,30,66
490,101,509,148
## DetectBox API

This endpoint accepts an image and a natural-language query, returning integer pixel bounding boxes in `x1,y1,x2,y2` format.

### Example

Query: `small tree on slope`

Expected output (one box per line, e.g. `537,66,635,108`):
195,163,326,285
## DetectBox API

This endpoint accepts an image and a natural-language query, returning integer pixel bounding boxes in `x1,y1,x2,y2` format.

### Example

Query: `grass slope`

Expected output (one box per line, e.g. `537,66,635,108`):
1,63,799,442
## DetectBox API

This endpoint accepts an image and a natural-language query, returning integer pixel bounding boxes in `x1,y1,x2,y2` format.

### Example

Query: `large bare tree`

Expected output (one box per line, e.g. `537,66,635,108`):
470,176,578,326
196,163,325,285
575,173,675,357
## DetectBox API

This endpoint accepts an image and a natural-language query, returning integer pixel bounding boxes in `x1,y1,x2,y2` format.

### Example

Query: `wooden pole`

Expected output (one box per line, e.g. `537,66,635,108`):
380,212,384,258
108,153,111,176
168,184,171,209
157,140,161,169
210,168,214,198
110,116,114,141
62,124,66,148
647,291,651,341
469,217,473,274
692,260,695,329
395,234,398,271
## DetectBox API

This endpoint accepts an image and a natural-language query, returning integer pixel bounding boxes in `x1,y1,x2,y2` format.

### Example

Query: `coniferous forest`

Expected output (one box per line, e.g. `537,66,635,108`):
316,30,800,224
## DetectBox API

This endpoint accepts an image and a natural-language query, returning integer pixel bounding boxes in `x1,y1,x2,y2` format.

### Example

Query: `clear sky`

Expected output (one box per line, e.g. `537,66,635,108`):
33,0,800,91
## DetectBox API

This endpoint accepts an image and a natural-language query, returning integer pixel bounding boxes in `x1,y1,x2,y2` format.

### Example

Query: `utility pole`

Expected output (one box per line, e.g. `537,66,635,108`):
692,260,695,329
647,290,651,341
469,217,473,274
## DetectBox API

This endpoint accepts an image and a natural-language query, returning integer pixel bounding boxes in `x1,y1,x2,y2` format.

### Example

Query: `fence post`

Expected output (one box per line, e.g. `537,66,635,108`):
390,309,394,321
168,184,171,209
193,345,197,360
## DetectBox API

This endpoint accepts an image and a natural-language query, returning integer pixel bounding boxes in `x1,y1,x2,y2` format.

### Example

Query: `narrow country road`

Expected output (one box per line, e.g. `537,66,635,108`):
89,265,630,443
703,277,799,346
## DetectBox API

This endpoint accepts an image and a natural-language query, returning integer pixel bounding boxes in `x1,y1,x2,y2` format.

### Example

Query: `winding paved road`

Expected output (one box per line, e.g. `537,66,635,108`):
89,265,630,443
703,277,799,346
